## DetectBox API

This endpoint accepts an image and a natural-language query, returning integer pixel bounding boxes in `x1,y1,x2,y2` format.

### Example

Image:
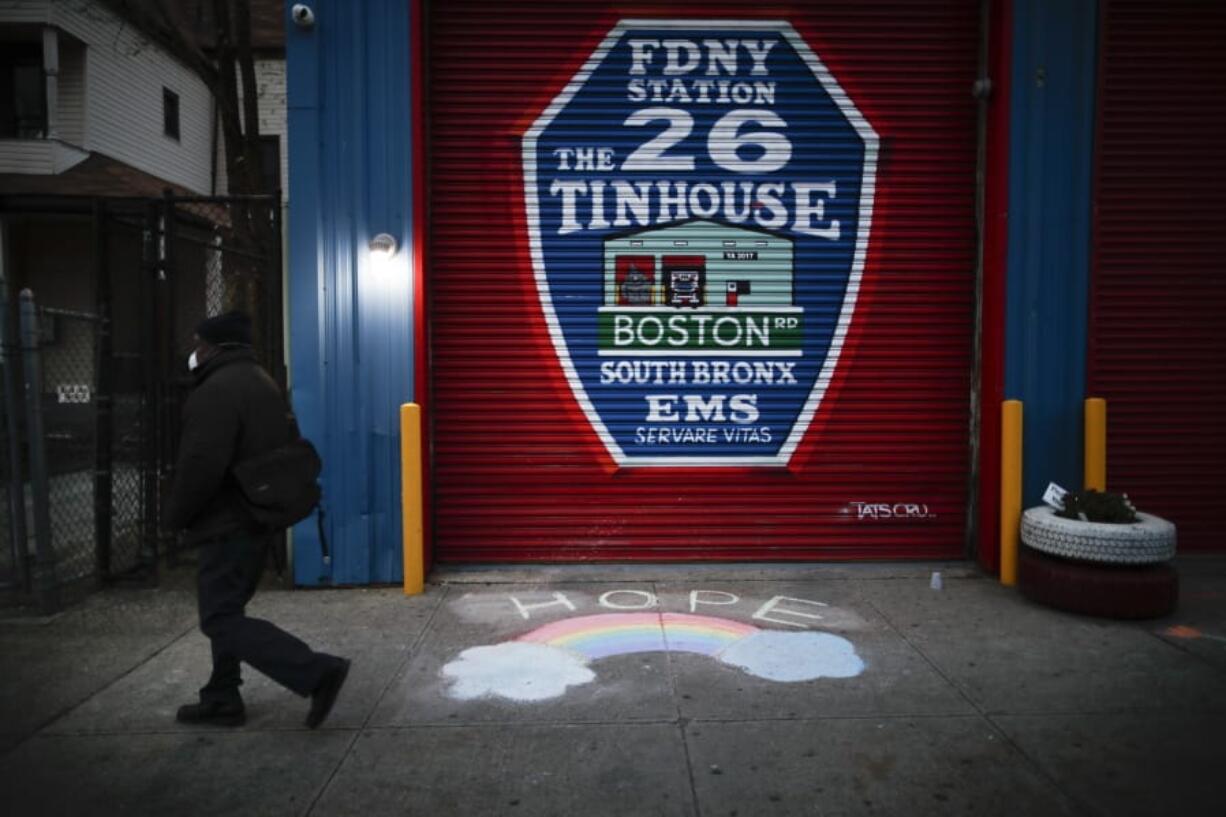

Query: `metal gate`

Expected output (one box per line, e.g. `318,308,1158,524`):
1088,0,1226,552
0,193,282,610
426,1,981,561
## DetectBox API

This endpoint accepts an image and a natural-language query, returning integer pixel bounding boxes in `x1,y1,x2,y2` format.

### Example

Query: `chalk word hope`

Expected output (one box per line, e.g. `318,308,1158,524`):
508,589,828,629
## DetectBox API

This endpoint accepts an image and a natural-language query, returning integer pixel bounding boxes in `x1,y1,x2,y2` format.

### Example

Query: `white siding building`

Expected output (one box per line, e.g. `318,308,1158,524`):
1,0,287,198
0,0,214,193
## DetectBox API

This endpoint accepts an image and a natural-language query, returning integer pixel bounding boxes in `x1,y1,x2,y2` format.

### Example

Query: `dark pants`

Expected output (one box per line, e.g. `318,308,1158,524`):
196,532,335,705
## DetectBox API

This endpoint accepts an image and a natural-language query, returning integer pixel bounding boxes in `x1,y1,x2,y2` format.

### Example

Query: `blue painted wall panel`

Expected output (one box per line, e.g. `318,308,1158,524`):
1006,0,1098,506
287,1,415,585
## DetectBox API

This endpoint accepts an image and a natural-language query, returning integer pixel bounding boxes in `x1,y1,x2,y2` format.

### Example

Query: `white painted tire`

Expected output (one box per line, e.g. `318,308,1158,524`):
1020,506,1176,565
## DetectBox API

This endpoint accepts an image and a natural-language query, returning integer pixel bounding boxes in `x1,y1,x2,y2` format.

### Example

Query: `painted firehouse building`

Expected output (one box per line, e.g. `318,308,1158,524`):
286,1,1224,584
603,221,796,312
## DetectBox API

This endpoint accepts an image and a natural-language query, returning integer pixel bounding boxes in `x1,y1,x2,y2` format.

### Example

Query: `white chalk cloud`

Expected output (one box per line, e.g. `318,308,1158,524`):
441,642,595,702
718,631,865,682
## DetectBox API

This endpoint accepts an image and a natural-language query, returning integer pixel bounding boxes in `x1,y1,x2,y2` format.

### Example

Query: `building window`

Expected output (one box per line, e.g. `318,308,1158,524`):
0,43,46,138
258,134,281,194
163,87,180,140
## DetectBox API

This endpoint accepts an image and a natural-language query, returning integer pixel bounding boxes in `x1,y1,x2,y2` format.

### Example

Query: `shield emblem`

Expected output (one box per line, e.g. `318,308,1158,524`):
524,20,878,467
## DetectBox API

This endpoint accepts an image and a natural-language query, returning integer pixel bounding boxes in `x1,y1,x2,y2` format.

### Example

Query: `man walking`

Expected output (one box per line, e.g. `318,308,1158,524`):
168,311,349,728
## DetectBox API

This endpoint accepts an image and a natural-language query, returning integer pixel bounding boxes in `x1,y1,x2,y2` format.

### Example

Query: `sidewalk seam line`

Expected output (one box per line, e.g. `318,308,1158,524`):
654,583,704,817
430,575,984,587
36,706,1217,739
1141,627,1226,675
0,618,198,760
302,584,451,817
861,593,1100,817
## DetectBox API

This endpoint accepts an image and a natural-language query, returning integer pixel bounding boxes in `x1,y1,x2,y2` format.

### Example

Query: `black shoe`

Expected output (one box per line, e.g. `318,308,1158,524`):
176,700,246,727
306,658,350,729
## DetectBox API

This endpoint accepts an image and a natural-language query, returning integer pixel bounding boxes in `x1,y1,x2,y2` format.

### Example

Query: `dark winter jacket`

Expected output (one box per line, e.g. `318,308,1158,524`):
166,347,295,544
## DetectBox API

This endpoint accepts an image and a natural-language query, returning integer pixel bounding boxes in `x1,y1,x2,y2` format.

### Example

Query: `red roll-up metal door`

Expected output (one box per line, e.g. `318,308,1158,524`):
1088,0,1226,552
426,0,980,561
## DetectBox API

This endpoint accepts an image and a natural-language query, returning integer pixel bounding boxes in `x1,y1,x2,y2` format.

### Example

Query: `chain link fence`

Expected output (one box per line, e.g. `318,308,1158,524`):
0,194,282,611
176,197,284,372
38,309,115,588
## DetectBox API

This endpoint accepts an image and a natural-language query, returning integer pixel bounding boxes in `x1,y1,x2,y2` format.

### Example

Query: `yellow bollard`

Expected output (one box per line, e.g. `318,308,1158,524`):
1000,400,1023,586
401,403,424,595
1084,398,1107,491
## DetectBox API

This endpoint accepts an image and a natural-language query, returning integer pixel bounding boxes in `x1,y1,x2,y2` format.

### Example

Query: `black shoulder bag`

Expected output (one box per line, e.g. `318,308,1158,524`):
232,426,331,565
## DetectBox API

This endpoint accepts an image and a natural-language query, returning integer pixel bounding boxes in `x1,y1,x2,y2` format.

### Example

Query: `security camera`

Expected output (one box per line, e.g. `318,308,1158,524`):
291,4,315,28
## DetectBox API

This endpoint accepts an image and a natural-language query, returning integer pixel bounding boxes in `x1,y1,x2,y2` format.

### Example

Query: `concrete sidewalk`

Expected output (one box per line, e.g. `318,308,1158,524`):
1,559,1223,816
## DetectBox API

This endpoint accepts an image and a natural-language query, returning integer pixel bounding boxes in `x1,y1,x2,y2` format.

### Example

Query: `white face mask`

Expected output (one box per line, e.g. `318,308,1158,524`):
188,350,200,372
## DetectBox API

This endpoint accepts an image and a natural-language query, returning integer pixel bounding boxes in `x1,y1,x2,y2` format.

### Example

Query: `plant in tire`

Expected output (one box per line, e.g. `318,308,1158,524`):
1056,489,1138,523
1021,490,1175,566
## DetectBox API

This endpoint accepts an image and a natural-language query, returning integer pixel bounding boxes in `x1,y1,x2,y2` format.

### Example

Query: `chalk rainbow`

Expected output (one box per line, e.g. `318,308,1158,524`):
517,612,759,660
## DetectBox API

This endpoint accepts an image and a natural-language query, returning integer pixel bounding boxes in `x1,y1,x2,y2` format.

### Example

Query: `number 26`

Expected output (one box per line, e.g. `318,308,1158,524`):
620,107,792,174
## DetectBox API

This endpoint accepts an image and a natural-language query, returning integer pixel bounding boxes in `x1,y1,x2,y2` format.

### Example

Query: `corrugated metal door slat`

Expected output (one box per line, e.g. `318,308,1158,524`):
427,0,979,561
1089,0,1226,552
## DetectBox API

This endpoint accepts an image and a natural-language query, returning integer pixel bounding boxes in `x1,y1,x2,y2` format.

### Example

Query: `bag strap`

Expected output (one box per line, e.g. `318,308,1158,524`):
270,533,287,577
317,501,331,565
287,405,329,564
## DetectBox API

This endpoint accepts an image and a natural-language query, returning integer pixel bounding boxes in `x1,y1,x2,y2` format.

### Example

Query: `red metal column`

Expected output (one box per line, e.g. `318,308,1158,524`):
977,0,1012,573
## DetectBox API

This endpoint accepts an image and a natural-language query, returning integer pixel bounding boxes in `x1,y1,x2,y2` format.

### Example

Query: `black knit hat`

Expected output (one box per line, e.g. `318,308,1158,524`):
195,310,253,347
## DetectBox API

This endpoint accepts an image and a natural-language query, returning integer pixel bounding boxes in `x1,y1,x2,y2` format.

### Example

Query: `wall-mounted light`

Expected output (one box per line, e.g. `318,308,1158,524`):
369,233,398,261
291,4,316,28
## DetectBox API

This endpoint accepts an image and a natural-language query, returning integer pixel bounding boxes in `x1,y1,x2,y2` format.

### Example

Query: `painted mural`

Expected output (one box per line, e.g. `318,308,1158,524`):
524,20,877,467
